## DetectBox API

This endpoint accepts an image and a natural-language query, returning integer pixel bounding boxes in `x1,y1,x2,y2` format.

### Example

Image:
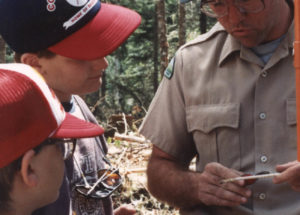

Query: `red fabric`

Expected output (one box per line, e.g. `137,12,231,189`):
52,113,104,138
0,67,104,168
49,3,141,60
0,70,57,167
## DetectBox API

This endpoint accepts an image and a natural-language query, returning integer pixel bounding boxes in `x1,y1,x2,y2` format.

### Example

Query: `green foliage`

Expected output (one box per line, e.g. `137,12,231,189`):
85,0,217,126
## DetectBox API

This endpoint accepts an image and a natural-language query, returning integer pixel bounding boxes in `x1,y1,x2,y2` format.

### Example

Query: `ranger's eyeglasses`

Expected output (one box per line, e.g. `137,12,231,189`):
200,0,265,18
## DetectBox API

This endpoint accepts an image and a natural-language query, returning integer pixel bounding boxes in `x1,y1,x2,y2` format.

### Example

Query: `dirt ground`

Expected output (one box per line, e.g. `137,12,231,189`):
107,133,180,215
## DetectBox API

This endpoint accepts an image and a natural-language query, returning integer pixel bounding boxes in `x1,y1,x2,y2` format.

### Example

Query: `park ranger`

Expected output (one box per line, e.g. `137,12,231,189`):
140,0,300,214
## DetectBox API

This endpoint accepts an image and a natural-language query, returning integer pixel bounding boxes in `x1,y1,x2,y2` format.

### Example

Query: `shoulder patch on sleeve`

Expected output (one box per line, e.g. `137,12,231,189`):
164,57,175,80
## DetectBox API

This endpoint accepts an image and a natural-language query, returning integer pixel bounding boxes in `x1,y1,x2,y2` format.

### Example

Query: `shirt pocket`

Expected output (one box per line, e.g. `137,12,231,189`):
186,103,240,171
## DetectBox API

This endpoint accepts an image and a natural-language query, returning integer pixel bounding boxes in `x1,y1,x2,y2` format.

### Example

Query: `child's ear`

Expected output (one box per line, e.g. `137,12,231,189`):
20,53,42,71
20,150,39,187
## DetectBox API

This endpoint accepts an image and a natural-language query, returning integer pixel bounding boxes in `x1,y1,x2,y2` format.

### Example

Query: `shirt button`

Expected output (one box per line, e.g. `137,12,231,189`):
261,71,268,77
259,193,266,200
260,155,268,163
259,112,266,119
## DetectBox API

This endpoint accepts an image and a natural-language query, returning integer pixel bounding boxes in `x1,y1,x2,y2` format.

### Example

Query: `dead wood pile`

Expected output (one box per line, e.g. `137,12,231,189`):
107,132,179,215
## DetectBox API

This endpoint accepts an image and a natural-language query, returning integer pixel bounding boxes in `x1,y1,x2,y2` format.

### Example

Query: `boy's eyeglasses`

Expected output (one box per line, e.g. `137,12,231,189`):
34,138,76,160
200,0,265,18
73,156,122,199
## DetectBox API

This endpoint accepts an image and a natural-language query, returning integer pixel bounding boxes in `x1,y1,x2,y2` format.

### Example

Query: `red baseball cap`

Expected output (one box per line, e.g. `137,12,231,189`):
0,64,104,168
0,0,141,60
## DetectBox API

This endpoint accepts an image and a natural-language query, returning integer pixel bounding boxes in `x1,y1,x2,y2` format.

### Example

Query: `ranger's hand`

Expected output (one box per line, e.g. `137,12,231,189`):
195,162,252,207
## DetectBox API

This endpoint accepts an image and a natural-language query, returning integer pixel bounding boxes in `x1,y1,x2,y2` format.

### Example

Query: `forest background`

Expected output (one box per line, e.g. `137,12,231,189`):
0,0,216,135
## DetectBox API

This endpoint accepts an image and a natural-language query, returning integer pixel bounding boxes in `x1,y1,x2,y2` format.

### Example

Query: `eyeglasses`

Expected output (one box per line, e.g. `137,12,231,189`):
73,156,122,199
200,0,265,18
34,138,76,160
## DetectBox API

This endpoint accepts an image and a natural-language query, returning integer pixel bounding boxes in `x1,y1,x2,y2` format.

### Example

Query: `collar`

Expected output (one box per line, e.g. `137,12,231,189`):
61,96,75,112
218,19,295,67
219,31,241,66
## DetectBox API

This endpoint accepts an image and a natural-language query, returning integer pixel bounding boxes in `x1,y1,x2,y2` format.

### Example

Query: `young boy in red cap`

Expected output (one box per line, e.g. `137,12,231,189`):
0,63,105,215
0,0,141,214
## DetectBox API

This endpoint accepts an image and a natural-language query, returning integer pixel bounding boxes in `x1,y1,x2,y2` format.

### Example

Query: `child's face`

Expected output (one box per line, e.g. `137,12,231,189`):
32,143,65,206
38,55,108,101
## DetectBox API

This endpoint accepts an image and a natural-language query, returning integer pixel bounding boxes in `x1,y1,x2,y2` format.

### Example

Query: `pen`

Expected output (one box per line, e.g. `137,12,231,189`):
220,172,280,184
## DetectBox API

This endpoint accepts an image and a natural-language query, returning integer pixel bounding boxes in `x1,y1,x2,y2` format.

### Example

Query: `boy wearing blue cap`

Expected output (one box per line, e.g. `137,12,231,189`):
0,0,141,214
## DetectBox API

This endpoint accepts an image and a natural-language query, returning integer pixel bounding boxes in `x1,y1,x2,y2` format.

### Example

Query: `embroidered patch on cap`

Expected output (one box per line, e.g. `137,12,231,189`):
63,0,98,30
164,57,175,80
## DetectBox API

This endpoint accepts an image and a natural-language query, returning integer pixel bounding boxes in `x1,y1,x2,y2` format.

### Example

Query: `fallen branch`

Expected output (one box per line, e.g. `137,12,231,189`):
122,113,128,134
114,133,150,144
125,167,147,174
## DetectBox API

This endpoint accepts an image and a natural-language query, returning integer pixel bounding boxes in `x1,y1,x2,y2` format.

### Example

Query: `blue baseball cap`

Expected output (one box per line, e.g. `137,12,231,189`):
0,0,141,60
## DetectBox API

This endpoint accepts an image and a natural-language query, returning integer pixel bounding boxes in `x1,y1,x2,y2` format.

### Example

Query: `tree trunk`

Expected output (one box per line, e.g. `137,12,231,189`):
200,12,207,34
153,2,159,92
0,36,6,63
196,0,207,34
178,0,186,48
101,71,106,97
157,0,168,78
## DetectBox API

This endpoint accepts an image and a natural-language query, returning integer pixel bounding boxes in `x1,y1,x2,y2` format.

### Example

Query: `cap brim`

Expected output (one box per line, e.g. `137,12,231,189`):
49,3,141,60
52,113,104,138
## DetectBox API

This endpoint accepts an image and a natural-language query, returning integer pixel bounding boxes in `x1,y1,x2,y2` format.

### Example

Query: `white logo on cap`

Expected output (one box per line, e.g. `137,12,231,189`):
63,0,97,30
66,0,88,7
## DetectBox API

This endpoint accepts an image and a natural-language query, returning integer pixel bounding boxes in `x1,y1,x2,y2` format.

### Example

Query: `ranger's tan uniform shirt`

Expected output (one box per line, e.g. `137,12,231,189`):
140,22,300,214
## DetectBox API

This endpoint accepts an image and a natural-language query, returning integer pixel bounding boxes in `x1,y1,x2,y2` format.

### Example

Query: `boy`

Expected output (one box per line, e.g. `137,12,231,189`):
0,63,104,215
0,0,141,214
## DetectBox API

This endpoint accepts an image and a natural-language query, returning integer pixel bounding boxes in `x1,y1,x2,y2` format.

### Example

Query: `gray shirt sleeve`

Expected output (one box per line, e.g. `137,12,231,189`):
139,52,196,164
